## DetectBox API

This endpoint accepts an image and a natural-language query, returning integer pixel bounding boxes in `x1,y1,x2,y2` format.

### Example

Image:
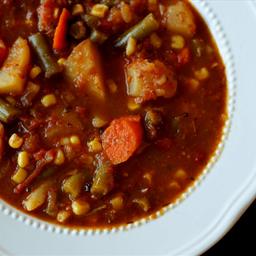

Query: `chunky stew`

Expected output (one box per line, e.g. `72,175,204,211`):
0,0,227,228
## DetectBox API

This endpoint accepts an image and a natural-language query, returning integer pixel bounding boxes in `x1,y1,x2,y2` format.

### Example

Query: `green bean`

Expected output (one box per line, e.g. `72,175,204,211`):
28,33,62,78
114,13,159,48
90,29,108,44
0,98,20,123
91,162,114,198
82,14,108,44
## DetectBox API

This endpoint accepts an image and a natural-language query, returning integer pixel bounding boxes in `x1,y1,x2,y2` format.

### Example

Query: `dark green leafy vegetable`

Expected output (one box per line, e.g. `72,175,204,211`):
0,98,20,123
114,13,159,48
28,33,62,78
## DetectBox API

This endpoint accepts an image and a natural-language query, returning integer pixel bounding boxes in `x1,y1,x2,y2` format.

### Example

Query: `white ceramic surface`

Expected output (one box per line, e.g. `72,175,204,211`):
1,0,256,255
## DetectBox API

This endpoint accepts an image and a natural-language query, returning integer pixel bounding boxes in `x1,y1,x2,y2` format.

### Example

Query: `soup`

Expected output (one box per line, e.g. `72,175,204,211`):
0,0,227,228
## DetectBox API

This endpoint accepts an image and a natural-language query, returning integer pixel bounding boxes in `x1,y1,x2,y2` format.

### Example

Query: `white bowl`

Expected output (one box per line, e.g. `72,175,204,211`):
1,0,256,255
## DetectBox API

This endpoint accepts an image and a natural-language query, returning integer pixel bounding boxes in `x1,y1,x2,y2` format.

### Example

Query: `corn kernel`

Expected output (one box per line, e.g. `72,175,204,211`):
133,197,150,212
169,180,181,190
9,133,24,149
91,4,109,18
70,135,80,145
29,66,42,79
54,149,65,165
92,116,107,128
60,137,70,145
27,82,40,96
25,19,33,26
120,2,132,23
174,169,188,180
57,210,71,223
53,8,60,19
87,138,102,153
41,94,57,107
127,98,140,111
171,35,185,49
57,58,66,66
187,78,200,91
150,33,162,48
126,37,137,56
72,4,84,16
17,151,29,168
107,79,118,93
110,195,124,210
143,172,152,184
194,67,209,80
12,168,28,184
211,62,218,68
72,200,90,216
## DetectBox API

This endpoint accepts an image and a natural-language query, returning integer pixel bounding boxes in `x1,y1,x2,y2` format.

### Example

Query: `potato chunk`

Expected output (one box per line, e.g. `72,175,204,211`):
0,37,30,95
62,172,84,199
23,182,52,211
165,1,196,37
65,39,105,100
126,59,177,103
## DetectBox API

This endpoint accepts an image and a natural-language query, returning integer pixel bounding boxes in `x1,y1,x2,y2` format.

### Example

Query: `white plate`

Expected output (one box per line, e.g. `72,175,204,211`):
1,0,256,255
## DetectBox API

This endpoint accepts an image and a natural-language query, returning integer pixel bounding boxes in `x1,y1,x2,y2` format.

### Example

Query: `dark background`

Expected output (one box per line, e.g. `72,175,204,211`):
203,200,255,255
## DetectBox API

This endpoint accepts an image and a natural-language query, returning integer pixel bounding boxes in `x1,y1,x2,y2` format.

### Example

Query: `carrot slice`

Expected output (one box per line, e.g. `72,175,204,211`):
53,8,70,52
102,115,143,165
